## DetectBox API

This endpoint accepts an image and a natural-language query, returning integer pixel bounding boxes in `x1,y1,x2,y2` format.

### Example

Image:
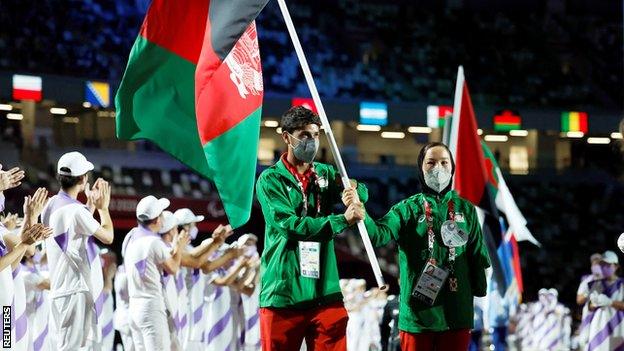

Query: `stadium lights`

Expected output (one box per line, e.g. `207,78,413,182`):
611,132,623,140
381,132,405,139
484,135,508,142
6,113,23,120
587,137,610,145
407,126,432,134
263,120,279,128
62,117,79,124
565,131,584,138
50,107,67,115
0,104,12,111
509,130,529,137
477,129,483,135
357,124,382,132
83,102,92,108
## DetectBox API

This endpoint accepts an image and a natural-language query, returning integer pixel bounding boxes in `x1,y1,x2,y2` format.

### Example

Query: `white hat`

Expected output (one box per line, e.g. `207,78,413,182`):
603,250,619,264
159,210,177,234
136,195,170,221
174,208,204,225
57,152,94,176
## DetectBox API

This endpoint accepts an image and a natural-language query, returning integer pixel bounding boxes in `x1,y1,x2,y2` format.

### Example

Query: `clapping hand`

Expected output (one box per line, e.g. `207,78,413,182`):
212,224,234,244
20,223,52,245
0,165,25,192
23,188,49,224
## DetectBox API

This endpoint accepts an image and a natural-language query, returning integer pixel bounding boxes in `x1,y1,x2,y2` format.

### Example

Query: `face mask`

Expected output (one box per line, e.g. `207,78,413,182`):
592,263,603,277
601,264,616,278
189,226,199,240
289,134,319,163
424,166,452,193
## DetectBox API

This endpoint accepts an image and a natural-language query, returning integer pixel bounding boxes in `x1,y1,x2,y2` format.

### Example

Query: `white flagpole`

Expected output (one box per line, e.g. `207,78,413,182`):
276,0,387,290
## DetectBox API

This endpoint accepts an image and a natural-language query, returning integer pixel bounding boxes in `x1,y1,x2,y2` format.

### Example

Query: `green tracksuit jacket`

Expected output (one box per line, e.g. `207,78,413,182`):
364,190,490,333
256,159,368,308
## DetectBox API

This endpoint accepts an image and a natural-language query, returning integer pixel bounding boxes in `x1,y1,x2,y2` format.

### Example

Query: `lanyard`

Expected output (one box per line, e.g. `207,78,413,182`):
296,165,321,217
423,199,456,271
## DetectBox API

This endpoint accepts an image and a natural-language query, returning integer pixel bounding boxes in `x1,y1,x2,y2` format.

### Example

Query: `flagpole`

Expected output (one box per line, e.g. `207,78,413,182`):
276,0,387,290
448,66,464,157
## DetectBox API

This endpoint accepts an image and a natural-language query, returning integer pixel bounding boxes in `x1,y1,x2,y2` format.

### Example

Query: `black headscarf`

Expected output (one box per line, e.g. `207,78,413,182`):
417,142,456,195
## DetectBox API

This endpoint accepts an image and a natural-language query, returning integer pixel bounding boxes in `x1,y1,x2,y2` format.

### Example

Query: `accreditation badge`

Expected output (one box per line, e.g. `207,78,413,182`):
299,241,320,279
440,220,468,247
412,261,449,306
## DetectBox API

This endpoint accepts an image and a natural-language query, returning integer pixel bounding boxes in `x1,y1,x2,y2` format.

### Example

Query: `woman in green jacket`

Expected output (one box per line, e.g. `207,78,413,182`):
362,142,490,351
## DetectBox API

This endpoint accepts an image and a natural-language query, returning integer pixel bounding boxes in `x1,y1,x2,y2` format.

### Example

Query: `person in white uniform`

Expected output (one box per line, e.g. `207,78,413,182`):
42,151,114,351
1,180,51,351
124,195,189,351
173,208,229,351
587,251,624,351
158,210,233,350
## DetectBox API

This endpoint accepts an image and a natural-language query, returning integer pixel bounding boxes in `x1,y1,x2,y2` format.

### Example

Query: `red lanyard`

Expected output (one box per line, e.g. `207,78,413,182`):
423,199,456,269
296,165,321,217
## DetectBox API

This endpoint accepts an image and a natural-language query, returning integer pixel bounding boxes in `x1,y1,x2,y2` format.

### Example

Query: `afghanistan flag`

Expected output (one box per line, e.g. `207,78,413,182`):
444,66,508,295
115,0,269,228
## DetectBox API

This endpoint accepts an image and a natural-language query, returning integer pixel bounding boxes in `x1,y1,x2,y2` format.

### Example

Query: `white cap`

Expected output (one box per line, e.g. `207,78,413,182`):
174,208,204,225
538,288,548,295
136,195,170,221
57,152,94,176
548,288,558,297
603,250,619,264
159,210,177,234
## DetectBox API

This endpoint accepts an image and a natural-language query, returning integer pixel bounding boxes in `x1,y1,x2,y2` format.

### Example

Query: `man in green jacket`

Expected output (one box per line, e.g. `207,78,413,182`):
256,106,367,351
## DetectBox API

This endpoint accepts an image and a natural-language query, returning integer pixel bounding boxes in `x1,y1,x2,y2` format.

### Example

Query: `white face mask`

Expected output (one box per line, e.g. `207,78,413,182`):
424,166,452,193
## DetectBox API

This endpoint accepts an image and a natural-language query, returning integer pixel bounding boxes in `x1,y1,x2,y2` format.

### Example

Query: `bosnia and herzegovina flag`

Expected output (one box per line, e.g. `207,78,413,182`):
115,0,269,228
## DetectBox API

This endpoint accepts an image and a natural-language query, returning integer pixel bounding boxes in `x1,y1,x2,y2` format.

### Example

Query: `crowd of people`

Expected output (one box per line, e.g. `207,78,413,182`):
1,0,621,108
0,152,262,351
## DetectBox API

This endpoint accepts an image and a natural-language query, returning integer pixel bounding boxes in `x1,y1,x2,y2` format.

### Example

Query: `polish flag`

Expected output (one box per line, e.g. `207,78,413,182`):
13,74,42,101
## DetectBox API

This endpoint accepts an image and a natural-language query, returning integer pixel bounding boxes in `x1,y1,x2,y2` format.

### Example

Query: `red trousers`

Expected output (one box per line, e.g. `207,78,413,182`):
260,302,348,351
400,329,471,351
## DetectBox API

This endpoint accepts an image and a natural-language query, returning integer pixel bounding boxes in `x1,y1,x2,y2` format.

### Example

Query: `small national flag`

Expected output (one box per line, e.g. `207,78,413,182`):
292,97,317,114
85,81,111,108
13,74,42,101
116,0,269,228
493,110,521,132
360,102,388,126
561,111,588,133
427,105,453,128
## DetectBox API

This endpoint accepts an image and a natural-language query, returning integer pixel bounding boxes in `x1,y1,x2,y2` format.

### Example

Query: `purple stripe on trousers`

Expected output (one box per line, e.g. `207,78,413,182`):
94,292,108,318
193,305,203,323
102,320,114,337
247,312,259,330
588,311,624,351
582,311,596,329
207,310,232,344
13,308,27,341
33,325,48,351
179,314,188,329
